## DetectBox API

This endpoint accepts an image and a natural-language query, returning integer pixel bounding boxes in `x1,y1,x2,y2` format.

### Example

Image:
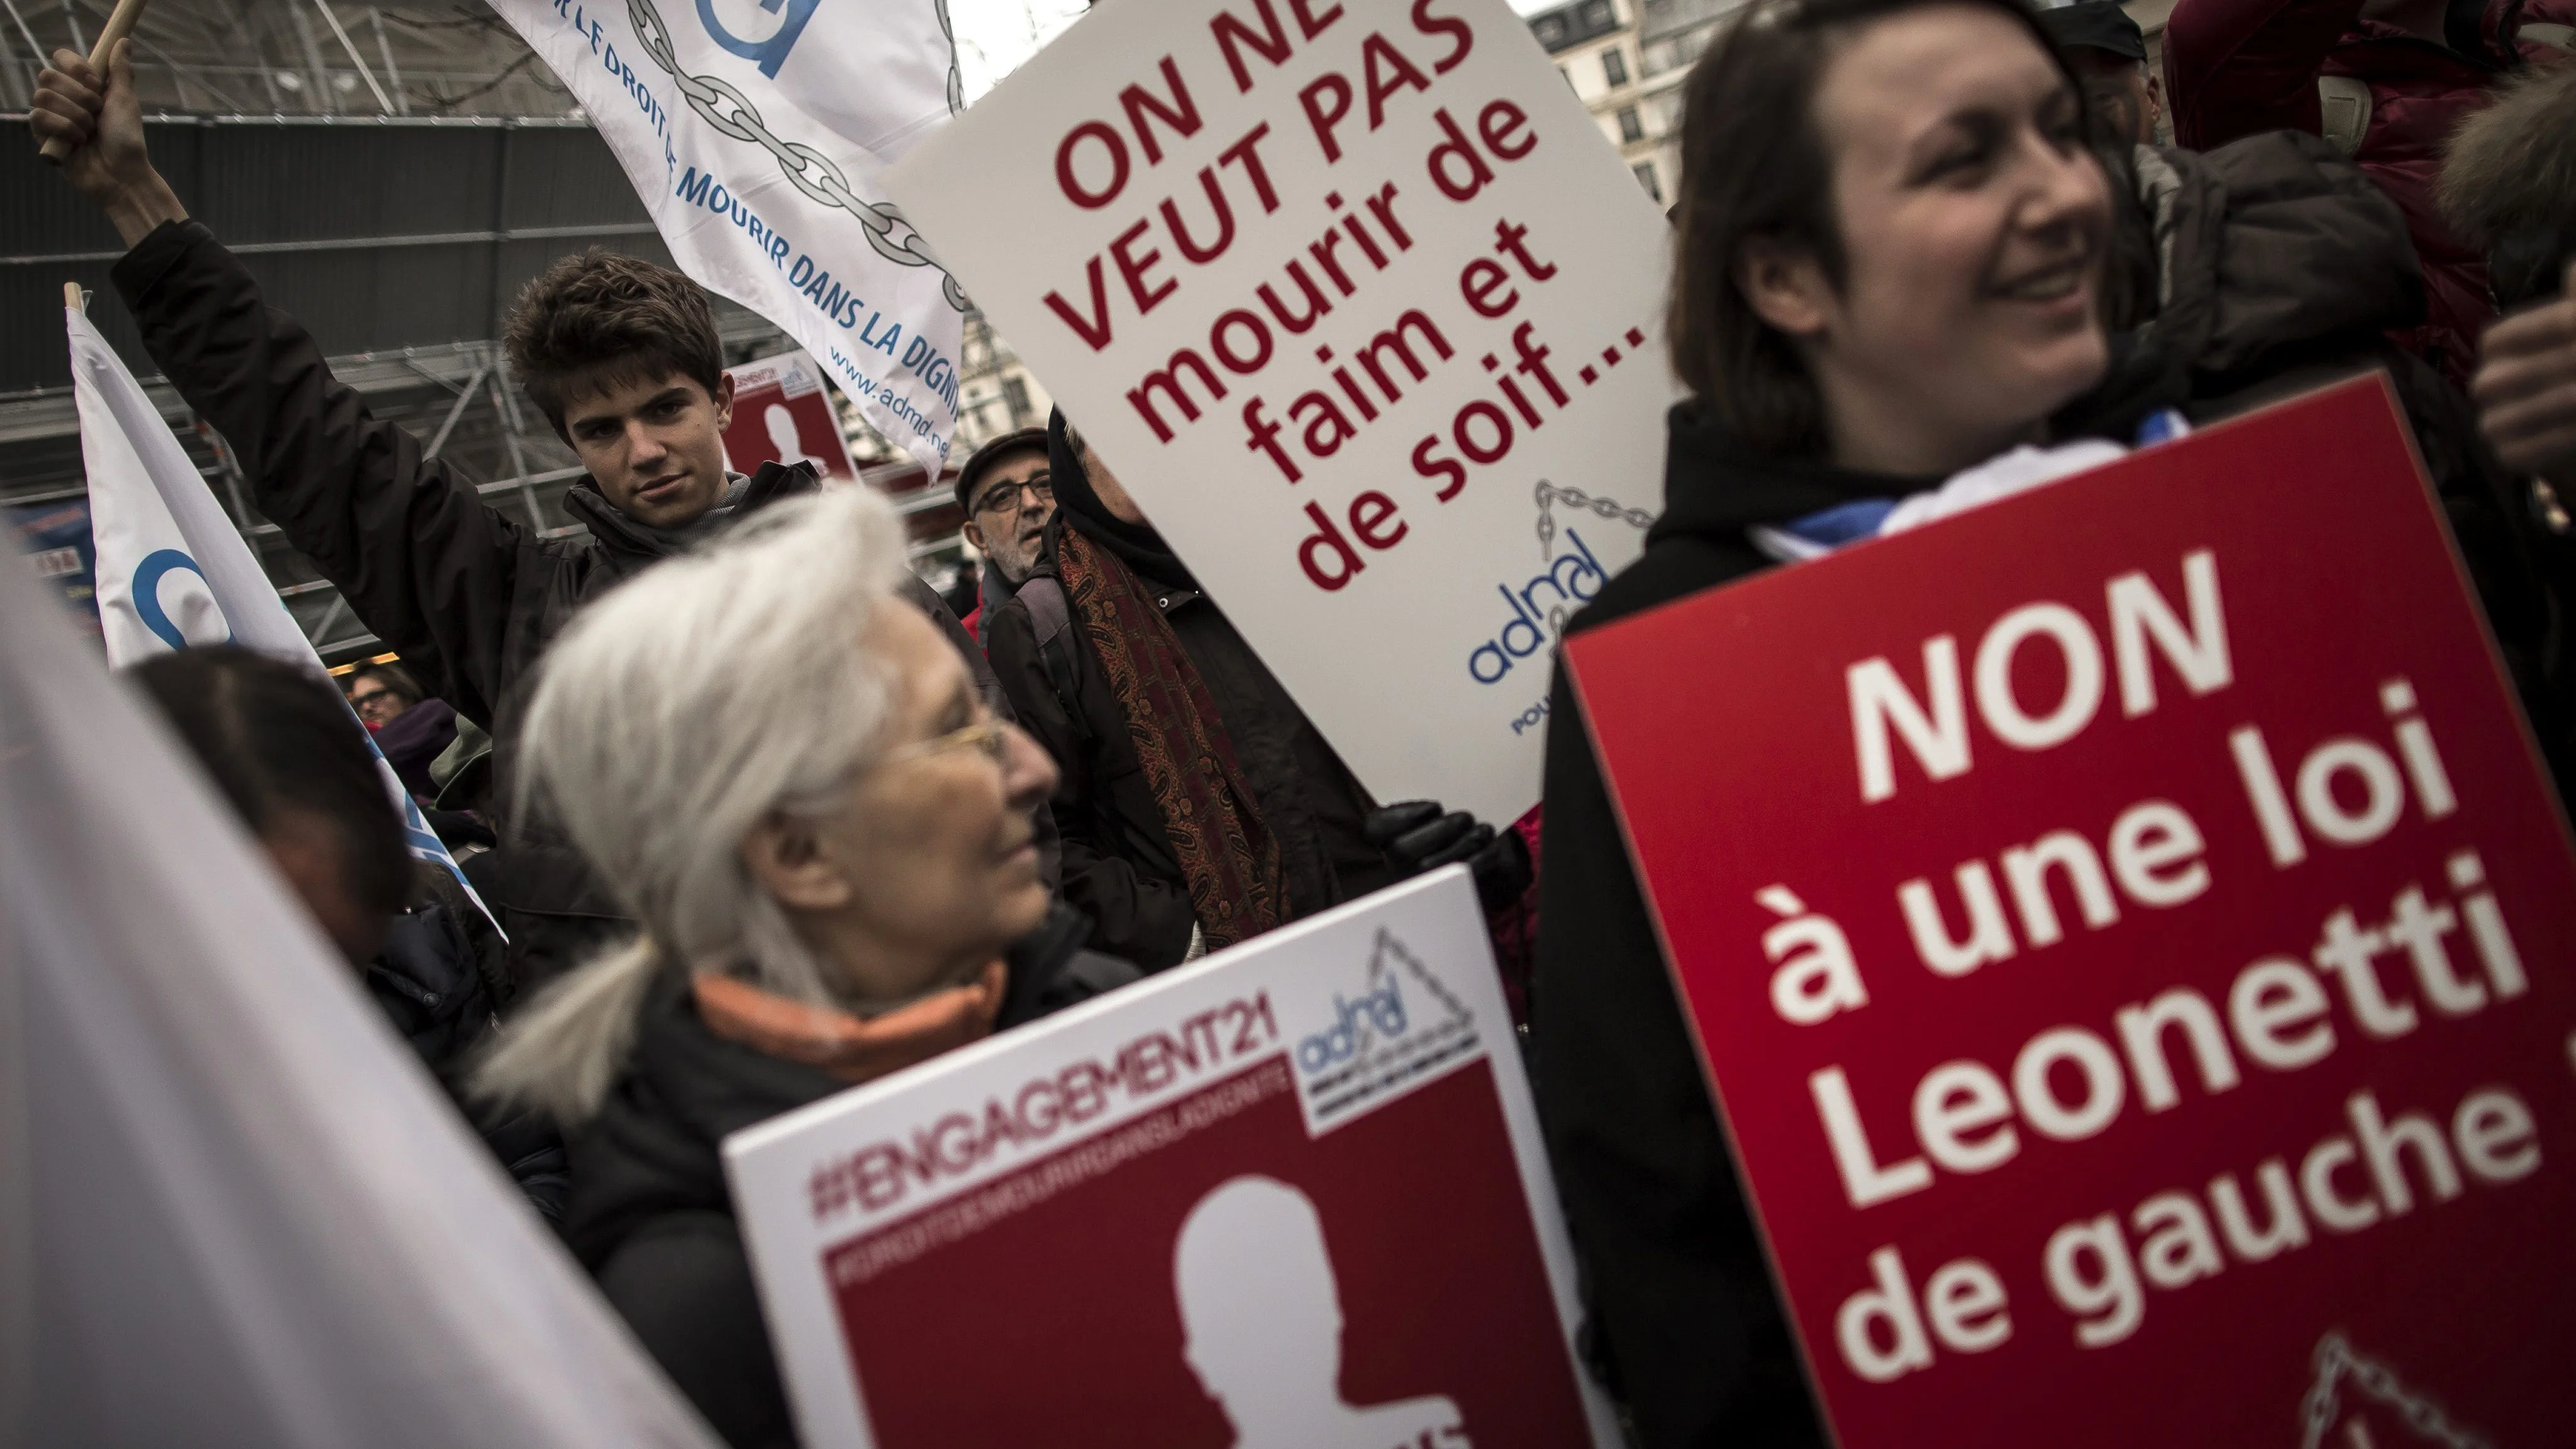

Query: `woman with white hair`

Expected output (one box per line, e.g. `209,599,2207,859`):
475,485,1135,1449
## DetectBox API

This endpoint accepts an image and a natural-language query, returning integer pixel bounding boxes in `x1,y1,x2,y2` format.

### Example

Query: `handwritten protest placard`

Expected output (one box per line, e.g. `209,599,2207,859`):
1566,379,2576,1446
726,869,1618,1448
887,0,1679,824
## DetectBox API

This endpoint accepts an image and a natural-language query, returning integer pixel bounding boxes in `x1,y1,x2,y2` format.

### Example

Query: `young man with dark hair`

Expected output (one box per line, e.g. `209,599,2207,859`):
32,44,820,987
31,45,799,726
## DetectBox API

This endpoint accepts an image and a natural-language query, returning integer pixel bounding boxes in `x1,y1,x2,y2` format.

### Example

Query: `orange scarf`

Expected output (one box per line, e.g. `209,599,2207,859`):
691,962,1006,1085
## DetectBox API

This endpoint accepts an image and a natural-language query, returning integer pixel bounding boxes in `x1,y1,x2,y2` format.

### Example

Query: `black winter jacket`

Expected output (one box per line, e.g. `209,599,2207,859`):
984,421,1400,972
1532,408,1918,1449
985,525,1402,971
366,863,570,1223
564,906,1137,1449
109,220,824,993
2126,131,2573,786
109,219,823,731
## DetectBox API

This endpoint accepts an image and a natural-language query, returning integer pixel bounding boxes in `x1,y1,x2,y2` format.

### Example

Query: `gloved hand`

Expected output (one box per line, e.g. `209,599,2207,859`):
1365,801,1533,913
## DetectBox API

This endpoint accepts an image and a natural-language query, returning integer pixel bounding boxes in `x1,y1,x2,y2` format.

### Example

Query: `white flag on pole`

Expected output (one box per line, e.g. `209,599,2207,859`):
70,302,495,928
486,0,970,475
0,524,717,1449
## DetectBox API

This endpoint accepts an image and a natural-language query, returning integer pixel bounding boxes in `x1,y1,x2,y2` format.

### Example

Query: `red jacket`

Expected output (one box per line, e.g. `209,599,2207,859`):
2164,0,2573,384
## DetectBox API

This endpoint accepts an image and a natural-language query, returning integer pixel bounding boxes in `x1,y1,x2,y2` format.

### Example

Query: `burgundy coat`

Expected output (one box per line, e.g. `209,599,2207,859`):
2163,0,2576,384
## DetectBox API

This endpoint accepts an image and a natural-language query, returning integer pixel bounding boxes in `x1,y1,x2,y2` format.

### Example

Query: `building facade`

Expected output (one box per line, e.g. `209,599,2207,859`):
1528,0,1742,209
1532,0,2177,211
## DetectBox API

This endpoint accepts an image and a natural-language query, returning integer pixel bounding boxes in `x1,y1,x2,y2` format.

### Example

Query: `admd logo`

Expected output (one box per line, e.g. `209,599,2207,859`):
696,0,816,77
1294,928,1480,1128
127,548,230,650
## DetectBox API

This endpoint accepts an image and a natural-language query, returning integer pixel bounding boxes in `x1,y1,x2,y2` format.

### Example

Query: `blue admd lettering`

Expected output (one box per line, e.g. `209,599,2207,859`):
1468,528,1608,684
131,548,228,650
696,0,817,78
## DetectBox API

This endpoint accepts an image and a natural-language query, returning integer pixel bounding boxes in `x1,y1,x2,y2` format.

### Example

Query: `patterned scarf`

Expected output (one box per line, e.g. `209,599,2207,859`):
1054,528,1285,947
691,962,1005,1084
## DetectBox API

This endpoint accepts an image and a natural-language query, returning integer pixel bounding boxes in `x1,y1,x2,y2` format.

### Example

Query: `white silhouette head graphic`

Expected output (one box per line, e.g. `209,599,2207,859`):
763,402,821,468
1174,1176,1465,1449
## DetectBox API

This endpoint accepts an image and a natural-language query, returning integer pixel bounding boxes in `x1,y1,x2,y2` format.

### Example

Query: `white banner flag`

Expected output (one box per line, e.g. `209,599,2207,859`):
0,525,718,1449
70,303,494,927
490,0,972,474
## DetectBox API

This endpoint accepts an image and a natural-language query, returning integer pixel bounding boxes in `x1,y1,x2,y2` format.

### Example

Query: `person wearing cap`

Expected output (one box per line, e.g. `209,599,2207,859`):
982,412,1530,974
953,426,1054,644
2041,1,2163,142
2163,0,2576,387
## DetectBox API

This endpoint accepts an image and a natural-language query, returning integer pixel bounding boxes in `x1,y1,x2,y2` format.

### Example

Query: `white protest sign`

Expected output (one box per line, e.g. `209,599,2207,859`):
490,0,970,473
726,869,1618,1448
887,0,1679,824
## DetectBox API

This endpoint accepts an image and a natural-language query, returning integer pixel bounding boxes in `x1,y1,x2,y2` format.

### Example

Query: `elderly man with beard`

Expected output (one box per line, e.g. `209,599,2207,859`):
954,428,1054,644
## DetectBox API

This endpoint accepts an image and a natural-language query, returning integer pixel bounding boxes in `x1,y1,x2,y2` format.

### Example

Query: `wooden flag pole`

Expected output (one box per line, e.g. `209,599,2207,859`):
65,281,85,311
37,0,153,164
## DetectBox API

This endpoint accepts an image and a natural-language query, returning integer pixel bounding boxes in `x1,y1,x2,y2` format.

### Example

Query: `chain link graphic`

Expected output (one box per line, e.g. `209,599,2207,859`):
1371,928,1475,1028
1530,479,1655,635
932,0,962,116
628,0,968,313
1534,479,1655,560
2297,1333,2492,1449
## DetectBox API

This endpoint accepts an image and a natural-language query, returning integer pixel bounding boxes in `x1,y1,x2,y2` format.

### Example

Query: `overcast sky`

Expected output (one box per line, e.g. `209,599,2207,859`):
945,0,1567,104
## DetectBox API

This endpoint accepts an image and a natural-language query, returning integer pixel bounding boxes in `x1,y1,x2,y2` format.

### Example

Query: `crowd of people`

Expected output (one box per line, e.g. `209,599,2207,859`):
26,0,2576,1440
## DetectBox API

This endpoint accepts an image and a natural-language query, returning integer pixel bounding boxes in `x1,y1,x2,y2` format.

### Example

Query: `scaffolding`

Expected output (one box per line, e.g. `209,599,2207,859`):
0,4,997,648
0,1,575,118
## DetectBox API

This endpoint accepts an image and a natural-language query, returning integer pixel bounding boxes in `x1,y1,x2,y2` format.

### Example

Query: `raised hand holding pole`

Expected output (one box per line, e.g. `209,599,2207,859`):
36,0,149,164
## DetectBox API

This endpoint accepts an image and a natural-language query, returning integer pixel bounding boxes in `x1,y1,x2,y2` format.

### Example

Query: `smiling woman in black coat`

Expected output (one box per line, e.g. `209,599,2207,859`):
1528,1,2147,1443
1529,1,2576,1442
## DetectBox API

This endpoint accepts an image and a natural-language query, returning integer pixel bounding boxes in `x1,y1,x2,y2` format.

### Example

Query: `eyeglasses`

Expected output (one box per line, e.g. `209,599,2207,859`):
971,477,1052,518
886,713,1013,767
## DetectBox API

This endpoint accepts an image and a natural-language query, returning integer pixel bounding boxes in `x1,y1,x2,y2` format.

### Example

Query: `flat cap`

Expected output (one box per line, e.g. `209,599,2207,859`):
953,426,1050,511
2041,1,2148,63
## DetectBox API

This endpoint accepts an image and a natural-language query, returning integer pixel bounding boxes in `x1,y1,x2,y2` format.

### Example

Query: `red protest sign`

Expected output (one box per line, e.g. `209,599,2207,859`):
722,348,860,484
1563,377,2576,1447
725,872,1619,1447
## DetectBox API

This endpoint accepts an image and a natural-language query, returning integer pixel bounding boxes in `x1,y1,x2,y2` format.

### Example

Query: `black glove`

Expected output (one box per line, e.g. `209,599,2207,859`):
1364,800,1533,913
421,806,496,852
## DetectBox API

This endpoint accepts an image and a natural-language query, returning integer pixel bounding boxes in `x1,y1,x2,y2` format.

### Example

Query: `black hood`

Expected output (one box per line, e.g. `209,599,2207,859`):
1648,339,2179,551
561,459,823,574
1646,400,1936,548
1045,409,1195,589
